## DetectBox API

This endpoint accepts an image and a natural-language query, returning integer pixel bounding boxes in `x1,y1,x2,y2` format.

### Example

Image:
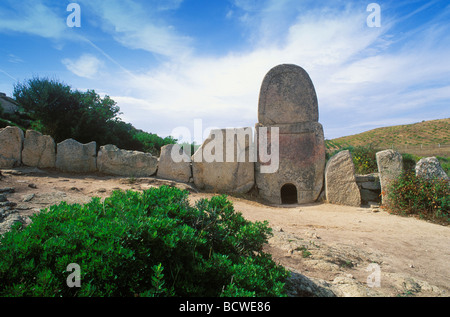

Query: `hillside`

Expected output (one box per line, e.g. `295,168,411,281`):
326,118,450,157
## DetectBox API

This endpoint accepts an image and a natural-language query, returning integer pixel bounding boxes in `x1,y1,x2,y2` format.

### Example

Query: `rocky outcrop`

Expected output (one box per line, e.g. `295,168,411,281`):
55,139,97,173
376,150,403,206
22,130,56,168
192,128,255,194
97,144,158,177
325,150,361,207
0,126,24,168
157,144,191,183
415,157,449,180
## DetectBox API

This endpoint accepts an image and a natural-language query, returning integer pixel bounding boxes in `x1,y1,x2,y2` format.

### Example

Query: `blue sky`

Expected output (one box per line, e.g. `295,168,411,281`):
0,0,449,143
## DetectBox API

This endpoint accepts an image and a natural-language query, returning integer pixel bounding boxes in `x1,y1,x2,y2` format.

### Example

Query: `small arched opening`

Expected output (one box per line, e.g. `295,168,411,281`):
281,183,298,204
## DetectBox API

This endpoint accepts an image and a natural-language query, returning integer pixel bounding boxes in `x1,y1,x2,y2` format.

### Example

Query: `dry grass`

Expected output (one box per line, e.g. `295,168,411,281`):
327,118,450,157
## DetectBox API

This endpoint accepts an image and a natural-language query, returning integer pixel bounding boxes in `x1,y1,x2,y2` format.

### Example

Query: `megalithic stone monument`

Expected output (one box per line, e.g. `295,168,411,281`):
255,64,326,205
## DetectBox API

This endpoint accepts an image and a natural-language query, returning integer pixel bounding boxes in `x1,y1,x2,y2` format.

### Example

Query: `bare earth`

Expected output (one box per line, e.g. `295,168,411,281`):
1,167,449,297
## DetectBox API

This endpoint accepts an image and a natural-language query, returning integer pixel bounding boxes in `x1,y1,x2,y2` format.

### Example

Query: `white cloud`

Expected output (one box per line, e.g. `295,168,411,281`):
0,1,66,39
100,5,385,138
62,54,104,79
44,0,447,141
120,3,447,140
1,0,447,141
78,0,192,59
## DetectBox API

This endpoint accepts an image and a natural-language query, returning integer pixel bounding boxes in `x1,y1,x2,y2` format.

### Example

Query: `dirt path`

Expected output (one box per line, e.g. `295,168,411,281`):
1,167,449,297
220,196,450,296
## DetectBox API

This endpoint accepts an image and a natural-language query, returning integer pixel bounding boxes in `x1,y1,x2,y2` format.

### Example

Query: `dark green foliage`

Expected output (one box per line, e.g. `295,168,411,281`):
0,109,32,131
14,77,79,142
133,131,177,156
12,77,175,153
0,186,288,297
387,172,449,224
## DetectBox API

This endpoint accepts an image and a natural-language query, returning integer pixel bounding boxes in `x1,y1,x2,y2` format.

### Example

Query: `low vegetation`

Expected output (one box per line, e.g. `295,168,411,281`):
387,172,449,225
0,186,289,297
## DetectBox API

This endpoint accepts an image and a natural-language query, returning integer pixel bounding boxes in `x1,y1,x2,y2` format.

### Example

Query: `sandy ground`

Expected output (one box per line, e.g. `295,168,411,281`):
1,167,449,297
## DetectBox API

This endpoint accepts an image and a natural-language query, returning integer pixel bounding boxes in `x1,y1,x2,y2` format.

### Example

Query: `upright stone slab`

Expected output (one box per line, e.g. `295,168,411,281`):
22,130,56,168
97,144,158,177
415,157,449,180
157,144,192,183
255,64,325,204
56,139,97,173
376,149,403,206
325,150,361,207
0,126,24,168
192,128,255,194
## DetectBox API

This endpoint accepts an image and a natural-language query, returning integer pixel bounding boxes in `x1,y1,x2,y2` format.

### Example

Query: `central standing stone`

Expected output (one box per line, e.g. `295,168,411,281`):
255,64,325,205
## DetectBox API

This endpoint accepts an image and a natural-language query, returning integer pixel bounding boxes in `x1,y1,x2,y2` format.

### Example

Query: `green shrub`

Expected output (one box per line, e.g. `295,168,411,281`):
327,145,379,174
0,186,288,297
387,172,450,224
132,131,177,156
351,145,379,174
437,156,450,176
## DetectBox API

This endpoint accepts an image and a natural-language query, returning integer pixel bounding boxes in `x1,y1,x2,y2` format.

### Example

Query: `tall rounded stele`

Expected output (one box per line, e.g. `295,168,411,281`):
255,64,325,205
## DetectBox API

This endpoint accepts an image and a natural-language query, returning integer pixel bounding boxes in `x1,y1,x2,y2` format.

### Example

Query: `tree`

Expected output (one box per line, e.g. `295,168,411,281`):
69,89,121,145
13,77,177,153
14,77,78,142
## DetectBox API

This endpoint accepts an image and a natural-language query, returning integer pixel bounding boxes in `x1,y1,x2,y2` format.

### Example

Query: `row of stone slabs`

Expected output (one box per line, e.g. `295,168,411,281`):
4,64,423,207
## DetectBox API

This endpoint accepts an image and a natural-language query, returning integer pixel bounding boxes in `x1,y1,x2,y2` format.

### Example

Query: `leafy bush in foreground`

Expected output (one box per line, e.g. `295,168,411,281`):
387,172,449,224
0,186,288,297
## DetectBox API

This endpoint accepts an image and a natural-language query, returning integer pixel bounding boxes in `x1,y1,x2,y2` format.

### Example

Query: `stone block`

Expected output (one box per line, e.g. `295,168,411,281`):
325,150,361,207
376,150,403,206
97,144,157,177
415,157,448,180
157,144,191,183
22,130,56,168
56,139,97,173
0,126,24,168
192,128,255,194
